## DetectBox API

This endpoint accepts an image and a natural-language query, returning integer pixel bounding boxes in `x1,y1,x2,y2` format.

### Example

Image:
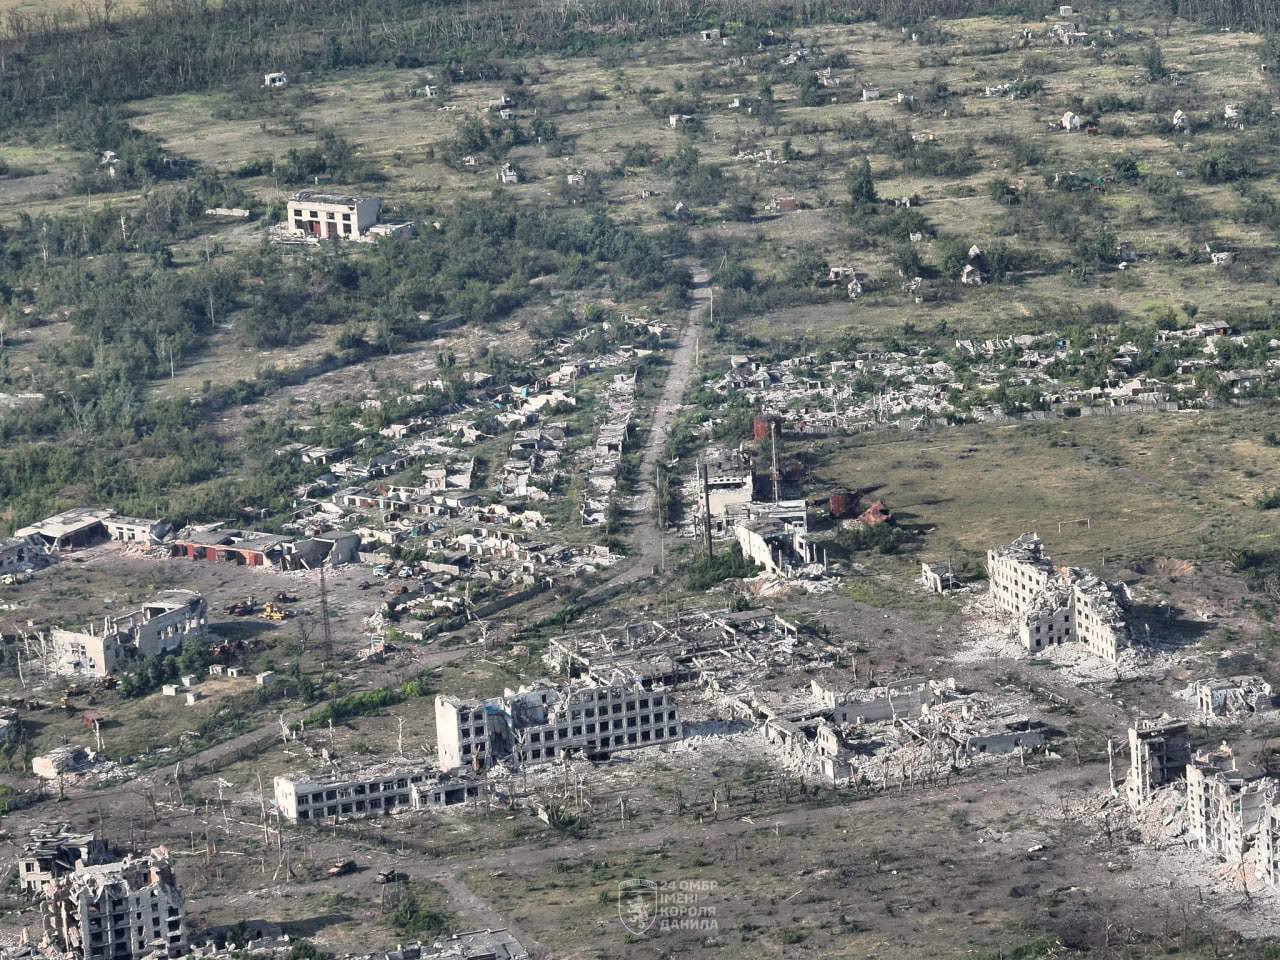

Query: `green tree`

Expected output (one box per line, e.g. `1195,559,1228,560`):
848,157,876,207
1143,41,1166,82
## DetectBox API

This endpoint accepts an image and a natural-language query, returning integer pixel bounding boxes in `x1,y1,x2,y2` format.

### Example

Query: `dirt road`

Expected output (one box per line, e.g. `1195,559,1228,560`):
582,265,708,602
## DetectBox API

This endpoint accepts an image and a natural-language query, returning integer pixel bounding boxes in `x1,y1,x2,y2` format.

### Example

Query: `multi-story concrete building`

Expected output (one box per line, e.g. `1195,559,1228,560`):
18,827,110,893
286,191,381,239
1184,743,1269,864
40,849,186,960
700,447,753,536
1126,718,1190,809
46,591,207,678
273,767,489,823
987,533,1131,661
1257,798,1280,889
435,681,682,771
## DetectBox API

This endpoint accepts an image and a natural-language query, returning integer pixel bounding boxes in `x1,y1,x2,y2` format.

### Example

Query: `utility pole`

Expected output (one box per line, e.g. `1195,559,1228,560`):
700,459,713,560
770,419,781,503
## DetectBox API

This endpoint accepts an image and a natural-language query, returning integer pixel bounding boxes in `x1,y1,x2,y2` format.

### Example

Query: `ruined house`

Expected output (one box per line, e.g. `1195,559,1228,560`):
45,591,206,679
920,561,957,593
18,827,110,893
987,533,1132,662
40,849,186,960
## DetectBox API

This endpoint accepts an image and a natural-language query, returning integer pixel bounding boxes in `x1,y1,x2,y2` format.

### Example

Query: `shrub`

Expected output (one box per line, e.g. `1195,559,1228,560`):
687,542,761,590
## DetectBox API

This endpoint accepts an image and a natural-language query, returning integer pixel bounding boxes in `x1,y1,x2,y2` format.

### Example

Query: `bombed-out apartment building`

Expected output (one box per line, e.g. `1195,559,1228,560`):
1125,716,1191,809
42,591,207,679
1125,717,1280,890
435,680,682,771
38,848,187,960
987,533,1132,661
273,765,492,823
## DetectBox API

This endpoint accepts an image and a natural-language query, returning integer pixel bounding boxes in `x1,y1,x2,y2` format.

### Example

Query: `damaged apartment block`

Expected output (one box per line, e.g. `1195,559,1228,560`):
987,533,1132,662
1125,716,1190,810
39,847,186,960
1124,718,1280,890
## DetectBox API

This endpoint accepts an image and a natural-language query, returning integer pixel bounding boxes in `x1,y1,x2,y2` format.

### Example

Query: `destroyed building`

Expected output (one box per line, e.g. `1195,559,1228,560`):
1125,717,1190,810
698,447,754,536
739,676,1047,784
32,745,94,781
0,535,50,574
435,680,681,771
545,608,813,691
44,591,207,678
1184,742,1269,864
1196,677,1275,720
40,848,186,960
987,533,1132,661
273,766,491,823
18,826,110,893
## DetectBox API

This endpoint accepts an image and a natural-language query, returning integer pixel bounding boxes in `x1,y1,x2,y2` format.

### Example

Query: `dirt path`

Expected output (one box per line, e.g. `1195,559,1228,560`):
582,265,708,602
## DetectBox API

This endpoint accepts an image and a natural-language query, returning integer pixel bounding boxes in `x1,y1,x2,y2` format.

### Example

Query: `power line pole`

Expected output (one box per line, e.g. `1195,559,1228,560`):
700,458,713,561
770,419,781,503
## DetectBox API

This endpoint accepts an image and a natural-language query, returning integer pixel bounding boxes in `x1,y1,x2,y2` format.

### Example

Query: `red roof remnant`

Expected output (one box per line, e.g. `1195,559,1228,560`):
857,500,893,525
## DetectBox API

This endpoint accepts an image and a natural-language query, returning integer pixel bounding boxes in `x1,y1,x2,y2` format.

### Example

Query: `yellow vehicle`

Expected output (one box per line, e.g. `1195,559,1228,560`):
259,602,289,621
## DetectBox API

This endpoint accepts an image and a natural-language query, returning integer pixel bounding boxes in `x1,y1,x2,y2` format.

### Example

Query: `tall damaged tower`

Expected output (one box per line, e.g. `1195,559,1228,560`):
41,848,187,960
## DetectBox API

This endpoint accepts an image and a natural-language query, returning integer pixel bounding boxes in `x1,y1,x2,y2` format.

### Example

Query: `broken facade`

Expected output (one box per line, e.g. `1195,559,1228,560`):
18,827,110,893
40,849,186,960
987,533,1132,662
435,680,681,772
273,766,490,823
1125,717,1190,810
1184,743,1269,864
45,591,207,679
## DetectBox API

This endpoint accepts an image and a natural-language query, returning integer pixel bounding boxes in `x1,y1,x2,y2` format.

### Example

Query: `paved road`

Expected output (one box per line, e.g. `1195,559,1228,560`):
582,265,709,602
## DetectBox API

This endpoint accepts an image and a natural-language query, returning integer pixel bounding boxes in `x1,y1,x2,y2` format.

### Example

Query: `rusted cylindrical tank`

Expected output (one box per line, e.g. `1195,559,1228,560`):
752,416,771,442
829,489,858,519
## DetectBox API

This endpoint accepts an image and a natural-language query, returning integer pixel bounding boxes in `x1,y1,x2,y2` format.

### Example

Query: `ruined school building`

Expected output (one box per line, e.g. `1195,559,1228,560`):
987,533,1132,662
435,680,681,771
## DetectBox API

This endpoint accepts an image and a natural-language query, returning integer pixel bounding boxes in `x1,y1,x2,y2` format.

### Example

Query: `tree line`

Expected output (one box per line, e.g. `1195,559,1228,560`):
0,0,1055,128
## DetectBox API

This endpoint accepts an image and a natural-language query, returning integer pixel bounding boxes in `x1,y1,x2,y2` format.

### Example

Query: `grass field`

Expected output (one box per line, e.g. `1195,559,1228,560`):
823,405,1280,570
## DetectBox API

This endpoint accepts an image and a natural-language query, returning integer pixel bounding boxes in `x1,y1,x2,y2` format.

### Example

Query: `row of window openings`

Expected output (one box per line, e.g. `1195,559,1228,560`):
459,702,668,740
298,780,417,805
294,219,354,234
297,795,403,819
462,693,664,724
525,726,679,759
527,711,676,742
